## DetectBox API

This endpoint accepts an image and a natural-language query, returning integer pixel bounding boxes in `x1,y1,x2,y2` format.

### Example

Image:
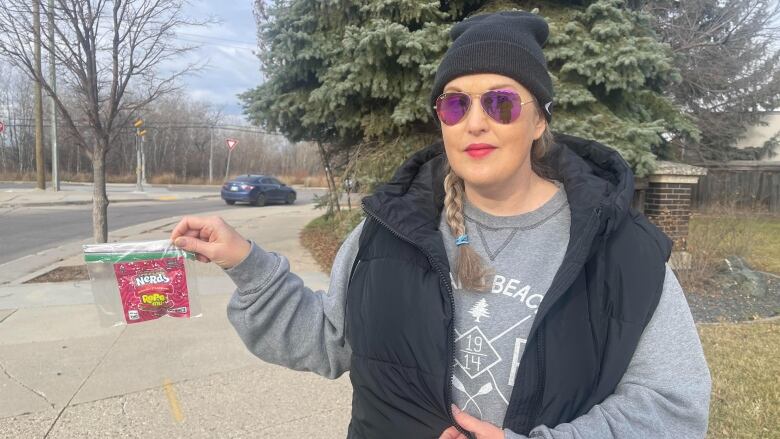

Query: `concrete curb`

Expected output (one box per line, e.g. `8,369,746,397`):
0,194,221,208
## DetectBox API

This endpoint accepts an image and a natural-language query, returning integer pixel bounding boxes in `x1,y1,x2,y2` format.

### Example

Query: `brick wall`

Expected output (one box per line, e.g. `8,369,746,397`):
644,182,693,251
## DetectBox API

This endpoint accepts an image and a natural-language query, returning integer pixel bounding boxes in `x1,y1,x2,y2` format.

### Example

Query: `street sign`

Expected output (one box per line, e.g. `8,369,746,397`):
0,121,4,134
226,138,238,151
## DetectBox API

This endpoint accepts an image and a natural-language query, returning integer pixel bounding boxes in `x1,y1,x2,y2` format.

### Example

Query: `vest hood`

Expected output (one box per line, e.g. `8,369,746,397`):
362,132,644,259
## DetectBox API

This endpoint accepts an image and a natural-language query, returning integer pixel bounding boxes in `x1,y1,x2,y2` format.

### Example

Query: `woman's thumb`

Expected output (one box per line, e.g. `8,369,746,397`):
451,405,481,433
174,237,210,258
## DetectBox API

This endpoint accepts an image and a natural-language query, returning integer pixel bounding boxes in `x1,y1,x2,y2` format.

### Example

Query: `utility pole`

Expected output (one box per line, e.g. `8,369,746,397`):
208,128,213,183
47,0,59,191
133,118,146,191
33,0,45,190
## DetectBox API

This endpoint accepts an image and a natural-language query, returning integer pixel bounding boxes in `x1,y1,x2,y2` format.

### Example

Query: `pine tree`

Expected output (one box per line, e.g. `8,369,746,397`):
541,0,699,176
469,298,491,322
242,0,699,188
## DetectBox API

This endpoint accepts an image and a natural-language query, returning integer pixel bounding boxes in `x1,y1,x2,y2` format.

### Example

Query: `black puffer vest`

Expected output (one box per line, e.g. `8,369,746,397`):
345,133,672,438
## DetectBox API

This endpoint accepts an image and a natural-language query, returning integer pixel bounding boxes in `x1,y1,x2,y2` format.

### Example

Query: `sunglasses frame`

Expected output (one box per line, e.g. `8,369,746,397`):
434,90,536,125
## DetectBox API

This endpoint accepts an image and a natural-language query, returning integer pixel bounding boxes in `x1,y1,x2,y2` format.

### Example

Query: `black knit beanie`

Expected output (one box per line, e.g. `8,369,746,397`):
430,11,554,123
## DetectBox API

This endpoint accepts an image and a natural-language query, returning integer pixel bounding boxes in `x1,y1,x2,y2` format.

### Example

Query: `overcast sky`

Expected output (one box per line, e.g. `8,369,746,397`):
177,0,262,119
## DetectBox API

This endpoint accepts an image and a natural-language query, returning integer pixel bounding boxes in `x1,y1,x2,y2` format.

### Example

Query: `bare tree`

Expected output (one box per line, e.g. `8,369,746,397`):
0,0,205,242
634,0,780,161
0,64,37,176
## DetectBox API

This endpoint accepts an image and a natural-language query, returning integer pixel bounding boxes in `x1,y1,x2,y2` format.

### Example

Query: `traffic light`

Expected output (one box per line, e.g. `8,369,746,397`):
134,118,146,138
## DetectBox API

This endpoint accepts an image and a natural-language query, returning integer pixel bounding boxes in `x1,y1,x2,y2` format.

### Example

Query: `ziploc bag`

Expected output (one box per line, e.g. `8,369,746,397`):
83,240,203,326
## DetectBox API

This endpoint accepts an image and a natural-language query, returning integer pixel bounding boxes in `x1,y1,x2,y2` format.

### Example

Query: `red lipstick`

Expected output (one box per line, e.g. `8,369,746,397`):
465,143,497,158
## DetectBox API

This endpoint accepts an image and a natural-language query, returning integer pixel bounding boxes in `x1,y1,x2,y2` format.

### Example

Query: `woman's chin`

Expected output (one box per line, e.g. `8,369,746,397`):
460,173,506,190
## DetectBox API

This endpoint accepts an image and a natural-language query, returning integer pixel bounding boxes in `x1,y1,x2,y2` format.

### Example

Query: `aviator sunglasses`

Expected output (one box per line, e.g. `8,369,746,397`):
434,89,535,125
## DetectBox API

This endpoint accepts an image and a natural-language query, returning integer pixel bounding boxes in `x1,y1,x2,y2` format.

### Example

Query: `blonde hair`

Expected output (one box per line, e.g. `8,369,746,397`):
443,115,555,292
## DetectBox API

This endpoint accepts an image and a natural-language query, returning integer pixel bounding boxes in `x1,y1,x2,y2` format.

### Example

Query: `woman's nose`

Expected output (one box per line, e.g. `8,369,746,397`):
464,101,489,135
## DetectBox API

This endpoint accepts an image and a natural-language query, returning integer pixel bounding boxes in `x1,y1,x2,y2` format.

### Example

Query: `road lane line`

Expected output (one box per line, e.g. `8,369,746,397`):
163,378,185,422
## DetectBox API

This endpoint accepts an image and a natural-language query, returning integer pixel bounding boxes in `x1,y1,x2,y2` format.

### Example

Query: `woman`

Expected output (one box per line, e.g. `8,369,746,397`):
171,11,711,439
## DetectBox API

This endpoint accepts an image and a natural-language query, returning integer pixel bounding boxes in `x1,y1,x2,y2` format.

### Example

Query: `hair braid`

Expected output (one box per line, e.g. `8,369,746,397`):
443,168,493,292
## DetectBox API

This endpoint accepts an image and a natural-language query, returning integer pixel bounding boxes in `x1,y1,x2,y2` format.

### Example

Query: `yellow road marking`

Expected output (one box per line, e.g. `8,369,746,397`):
163,378,184,422
157,196,178,201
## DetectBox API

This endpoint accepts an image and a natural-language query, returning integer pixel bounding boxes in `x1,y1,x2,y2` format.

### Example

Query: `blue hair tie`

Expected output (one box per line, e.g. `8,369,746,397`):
455,234,470,246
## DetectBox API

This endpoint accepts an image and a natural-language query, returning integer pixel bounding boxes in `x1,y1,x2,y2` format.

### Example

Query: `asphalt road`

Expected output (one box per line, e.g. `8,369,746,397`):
0,189,329,265
0,181,221,192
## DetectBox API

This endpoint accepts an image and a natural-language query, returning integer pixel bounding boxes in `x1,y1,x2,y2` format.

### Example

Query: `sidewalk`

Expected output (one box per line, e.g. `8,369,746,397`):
0,203,352,438
0,182,221,207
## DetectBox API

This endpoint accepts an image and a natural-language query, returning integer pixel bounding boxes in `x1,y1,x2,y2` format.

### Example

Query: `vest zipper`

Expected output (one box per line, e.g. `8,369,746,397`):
341,259,361,347
504,206,604,433
361,202,472,439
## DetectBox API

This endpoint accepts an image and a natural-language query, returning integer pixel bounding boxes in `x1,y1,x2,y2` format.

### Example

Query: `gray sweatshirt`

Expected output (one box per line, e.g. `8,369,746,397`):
225,203,711,438
443,183,571,429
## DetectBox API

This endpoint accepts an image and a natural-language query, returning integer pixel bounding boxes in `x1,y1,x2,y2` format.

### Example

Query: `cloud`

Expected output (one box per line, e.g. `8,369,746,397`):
175,0,264,118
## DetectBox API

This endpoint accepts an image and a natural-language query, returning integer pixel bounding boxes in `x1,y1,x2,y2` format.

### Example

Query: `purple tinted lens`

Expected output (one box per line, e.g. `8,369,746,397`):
437,93,470,125
482,90,521,124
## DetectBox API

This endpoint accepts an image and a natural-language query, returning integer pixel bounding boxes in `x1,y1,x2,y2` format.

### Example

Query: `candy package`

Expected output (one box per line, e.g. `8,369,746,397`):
83,240,203,326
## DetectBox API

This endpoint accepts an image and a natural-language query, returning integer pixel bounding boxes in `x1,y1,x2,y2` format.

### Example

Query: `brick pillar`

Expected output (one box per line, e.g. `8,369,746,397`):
644,161,706,269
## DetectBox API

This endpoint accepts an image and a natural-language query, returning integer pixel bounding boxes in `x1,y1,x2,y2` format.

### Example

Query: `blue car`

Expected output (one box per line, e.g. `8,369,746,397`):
221,175,296,206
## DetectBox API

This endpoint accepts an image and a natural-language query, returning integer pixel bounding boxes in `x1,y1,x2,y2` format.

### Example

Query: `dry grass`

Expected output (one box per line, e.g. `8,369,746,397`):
300,209,364,273
278,173,328,187
699,321,780,438
0,170,135,183
148,173,215,185
679,202,777,293
63,172,93,182
0,171,41,181
742,218,780,274
24,265,88,283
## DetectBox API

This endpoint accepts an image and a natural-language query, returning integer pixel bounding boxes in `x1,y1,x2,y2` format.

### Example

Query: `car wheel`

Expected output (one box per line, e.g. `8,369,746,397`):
225,200,235,205
253,194,266,207
286,193,295,205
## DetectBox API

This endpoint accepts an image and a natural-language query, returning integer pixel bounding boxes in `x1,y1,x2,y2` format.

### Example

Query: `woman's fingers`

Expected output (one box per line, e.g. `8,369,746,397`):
170,216,211,242
450,404,505,439
169,216,250,269
438,426,468,439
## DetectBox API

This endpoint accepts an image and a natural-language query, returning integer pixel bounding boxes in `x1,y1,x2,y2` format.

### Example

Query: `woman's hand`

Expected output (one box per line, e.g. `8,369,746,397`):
170,216,251,269
439,405,505,439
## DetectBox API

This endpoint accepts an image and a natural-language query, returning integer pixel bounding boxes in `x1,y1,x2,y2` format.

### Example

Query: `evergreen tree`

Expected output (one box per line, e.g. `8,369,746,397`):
541,0,699,175
242,0,698,189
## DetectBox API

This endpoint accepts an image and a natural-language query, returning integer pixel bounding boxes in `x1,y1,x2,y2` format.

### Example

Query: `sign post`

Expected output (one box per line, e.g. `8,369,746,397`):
224,138,238,179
